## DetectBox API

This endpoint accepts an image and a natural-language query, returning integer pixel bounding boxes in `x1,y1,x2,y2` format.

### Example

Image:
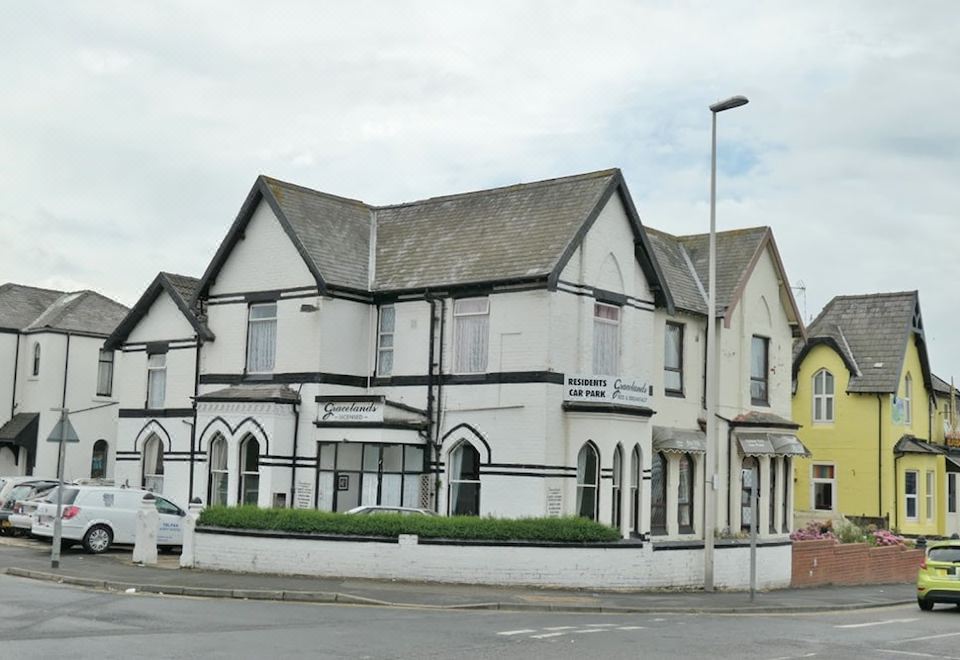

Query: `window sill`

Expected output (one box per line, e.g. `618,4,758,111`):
664,390,685,399
751,400,770,408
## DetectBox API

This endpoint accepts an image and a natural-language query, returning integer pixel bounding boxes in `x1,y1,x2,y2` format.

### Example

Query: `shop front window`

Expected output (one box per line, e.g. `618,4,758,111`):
316,442,426,513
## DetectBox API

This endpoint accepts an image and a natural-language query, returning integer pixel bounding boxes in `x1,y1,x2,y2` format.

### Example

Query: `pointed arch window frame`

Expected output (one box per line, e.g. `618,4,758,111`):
812,368,835,423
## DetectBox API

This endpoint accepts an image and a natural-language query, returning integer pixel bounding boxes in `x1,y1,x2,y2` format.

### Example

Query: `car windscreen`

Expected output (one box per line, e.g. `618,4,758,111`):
5,485,34,502
928,547,960,563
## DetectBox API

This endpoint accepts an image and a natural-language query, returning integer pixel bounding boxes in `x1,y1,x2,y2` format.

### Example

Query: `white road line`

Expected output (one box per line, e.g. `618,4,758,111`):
544,626,575,631
617,626,646,631
878,650,960,659
572,629,605,634
497,629,536,636
585,623,618,628
892,632,960,644
768,654,817,660
836,618,917,629
531,633,566,639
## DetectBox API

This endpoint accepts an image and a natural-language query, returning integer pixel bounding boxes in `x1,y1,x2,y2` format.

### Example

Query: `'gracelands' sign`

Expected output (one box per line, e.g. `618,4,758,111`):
316,398,384,423
563,374,652,407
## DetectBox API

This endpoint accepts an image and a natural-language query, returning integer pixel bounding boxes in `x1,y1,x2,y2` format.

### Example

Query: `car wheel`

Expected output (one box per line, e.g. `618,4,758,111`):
82,525,113,554
918,597,934,611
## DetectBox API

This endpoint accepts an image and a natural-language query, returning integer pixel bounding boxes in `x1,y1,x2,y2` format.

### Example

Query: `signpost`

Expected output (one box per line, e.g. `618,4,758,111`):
47,409,79,569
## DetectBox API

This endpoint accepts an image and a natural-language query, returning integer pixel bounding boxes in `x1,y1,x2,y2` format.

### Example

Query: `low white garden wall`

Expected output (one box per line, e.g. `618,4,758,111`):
192,528,792,590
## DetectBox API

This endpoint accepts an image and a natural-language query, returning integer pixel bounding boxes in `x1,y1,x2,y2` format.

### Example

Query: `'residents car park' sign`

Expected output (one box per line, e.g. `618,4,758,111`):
563,374,652,407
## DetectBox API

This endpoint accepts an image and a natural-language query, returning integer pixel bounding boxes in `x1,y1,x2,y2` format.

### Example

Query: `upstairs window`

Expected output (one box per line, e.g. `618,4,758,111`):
593,303,620,375
750,335,769,406
904,373,913,425
453,298,489,374
812,369,835,423
246,302,277,373
96,349,114,397
32,342,40,376
146,354,166,409
664,322,684,395
377,305,395,377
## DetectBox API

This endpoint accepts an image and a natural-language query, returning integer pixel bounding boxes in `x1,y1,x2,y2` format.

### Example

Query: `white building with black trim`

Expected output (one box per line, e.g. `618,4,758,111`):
107,168,803,542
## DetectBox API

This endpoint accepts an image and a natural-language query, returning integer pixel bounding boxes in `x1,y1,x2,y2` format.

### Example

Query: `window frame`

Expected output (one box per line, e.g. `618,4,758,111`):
664,322,684,397
678,453,695,534
448,441,481,516
592,302,621,375
650,451,667,536
208,434,229,506
316,441,427,513
96,349,114,397
611,445,623,529
376,305,395,377
31,342,41,377
141,434,164,494
452,297,490,374
239,435,260,506
811,462,836,512
905,469,918,521
576,442,600,521
90,439,108,480
925,469,935,521
146,353,167,410
812,368,835,423
750,335,770,406
245,302,278,374
904,373,913,425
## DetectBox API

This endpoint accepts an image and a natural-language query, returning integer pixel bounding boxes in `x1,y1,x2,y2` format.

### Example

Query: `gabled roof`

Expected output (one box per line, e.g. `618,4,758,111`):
195,169,674,311
104,272,213,350
645,226,804,336
931,373,960,399
0,284,128,336
795,291,932,394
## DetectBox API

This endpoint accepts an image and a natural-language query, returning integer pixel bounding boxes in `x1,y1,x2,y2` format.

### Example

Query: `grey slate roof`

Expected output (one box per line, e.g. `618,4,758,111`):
799,291,927,394
0,284,128,336
373,170,617,291
195,384,300,404
161,272,202,306
731,411,801,429
262,178,372,291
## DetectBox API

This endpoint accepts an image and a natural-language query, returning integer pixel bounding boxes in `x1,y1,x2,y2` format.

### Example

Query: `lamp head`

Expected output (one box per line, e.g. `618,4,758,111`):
710,95,749,113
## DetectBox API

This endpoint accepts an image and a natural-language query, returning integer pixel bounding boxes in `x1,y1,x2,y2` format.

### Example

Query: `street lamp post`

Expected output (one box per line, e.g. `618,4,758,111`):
704,94,749,592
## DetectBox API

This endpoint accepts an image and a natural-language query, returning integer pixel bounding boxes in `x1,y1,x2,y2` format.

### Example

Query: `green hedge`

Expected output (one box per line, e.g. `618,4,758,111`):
198,506,622,543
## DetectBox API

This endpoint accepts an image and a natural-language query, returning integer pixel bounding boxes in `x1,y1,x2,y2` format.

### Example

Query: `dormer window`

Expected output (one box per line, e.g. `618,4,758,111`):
246,302,277,373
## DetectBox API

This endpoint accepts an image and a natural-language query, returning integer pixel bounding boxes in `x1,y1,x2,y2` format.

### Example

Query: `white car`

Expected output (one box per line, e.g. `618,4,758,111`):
32,486,187,554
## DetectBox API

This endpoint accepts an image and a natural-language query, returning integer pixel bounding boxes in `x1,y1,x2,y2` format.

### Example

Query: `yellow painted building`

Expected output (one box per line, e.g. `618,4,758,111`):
792,291,960,537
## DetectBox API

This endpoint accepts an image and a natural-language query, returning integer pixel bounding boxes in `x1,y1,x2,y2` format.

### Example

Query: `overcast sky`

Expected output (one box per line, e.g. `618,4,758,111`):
2,2,958,377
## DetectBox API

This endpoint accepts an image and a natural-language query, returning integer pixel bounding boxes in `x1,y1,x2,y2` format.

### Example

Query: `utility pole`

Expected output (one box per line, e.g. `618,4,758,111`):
50,407,68,569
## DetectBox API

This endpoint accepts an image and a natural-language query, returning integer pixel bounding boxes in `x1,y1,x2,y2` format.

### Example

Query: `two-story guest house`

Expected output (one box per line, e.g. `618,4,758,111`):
646,227,807,539
792,291,955,537
108,169,802,542
0,283,127,479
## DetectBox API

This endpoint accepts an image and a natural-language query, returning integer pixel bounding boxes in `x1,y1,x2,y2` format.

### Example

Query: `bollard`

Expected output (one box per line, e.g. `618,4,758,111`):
179,497,204,569
132,493,159,565
915,536,927,551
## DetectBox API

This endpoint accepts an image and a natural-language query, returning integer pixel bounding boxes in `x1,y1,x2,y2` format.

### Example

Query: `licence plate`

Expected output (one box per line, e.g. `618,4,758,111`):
1,520,9,528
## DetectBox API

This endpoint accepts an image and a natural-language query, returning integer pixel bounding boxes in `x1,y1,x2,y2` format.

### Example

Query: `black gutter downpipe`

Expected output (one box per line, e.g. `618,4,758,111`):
289,383,304,508
894,452,902,531
188,336,200,501
435,298,446,513
425,296,437,512
57,333,71,477
878,394,883,520
10,334,19,419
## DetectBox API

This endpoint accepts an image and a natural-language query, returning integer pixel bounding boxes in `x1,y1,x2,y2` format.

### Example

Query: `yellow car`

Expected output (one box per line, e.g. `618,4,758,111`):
916,540,960,611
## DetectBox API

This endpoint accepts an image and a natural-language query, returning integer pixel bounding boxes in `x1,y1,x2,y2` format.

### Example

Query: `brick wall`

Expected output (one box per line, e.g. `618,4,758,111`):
791,539,923,587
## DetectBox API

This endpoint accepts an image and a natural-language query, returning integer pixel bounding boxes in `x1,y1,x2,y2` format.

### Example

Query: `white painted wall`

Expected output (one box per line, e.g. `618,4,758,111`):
127,291,195,344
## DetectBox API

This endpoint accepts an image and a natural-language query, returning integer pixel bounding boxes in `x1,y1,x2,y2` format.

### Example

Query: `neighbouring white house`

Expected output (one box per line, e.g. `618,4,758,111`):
0,283,128,480
107,168,804,546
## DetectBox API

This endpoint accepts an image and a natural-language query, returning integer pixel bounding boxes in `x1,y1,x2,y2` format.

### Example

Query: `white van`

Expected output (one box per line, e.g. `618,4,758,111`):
32,486,186,554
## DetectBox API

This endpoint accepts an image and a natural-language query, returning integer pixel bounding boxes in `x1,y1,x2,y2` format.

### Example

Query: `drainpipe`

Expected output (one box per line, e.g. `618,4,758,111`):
894,452,901,530
425,296,437,511
10,334,19,419
188,336,200,500
289,383,304,508
435,298,446,513
878,395,883,520
57,333,71,476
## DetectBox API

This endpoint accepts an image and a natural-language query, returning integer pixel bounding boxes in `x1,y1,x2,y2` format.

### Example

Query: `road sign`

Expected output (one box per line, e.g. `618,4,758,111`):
46,417,80,443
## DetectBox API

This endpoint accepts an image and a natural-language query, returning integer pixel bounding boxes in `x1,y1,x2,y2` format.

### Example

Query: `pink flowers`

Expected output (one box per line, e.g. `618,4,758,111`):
790,520,837,541
790,519,908,546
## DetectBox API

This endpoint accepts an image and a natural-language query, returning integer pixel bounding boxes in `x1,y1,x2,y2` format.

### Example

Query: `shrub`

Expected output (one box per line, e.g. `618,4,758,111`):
197,506,623,543
835,520,866,544
790,519,837,542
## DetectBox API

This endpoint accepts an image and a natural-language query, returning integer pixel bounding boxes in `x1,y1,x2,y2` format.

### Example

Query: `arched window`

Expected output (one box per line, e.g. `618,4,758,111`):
741,456,758,532
208,434,228,506
142,434,164,493
813,369,835,422
630,445,642,536
448,441,481,515
90,440,108,480
611,445,623,528
576,443,600,520
32,342,41,376
678,453,694,533
904,373,913,425
651,452,667,535
239,436,260,506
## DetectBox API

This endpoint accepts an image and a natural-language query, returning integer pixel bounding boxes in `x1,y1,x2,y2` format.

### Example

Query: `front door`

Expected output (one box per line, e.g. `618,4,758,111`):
947,473,960,536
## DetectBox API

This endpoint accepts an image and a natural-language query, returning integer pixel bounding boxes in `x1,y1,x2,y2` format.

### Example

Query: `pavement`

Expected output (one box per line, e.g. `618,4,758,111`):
0,535,917,614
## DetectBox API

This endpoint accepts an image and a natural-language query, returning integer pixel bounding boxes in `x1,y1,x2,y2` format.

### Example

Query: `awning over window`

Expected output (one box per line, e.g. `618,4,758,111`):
736,433,777,457
770,433,811,457
945,454,960,472
0,413,39,465
652,426,706,454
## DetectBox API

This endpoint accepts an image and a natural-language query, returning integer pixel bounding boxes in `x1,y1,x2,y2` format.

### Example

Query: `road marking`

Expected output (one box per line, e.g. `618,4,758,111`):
531,633,566,639
878,651,960,659
617,626,646,631
572,629,605,634
585,623,618,628
892,632,960,644
768,654,817,660
497,629,536,636
544,626,575,631
836,618,917,629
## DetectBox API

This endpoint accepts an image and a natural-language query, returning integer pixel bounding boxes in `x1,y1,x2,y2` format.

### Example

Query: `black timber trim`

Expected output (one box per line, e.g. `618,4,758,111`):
207,285,318,301
315,395,383,403
561,401,656,417
651,539,793,551
201,370,566,388
119,408,194,418
105,273,214,350
193,178,328,304
313,421,427,430
729,419,802,430
792,336,862,383
200,372,368,387
480,470,578,478
487,462,577,472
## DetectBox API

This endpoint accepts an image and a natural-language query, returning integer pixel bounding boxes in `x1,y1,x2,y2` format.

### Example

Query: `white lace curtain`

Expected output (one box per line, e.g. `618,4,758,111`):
142,435,164,493
147,354,166,409
593,304,620,374
247,304,277,372
454,299,489,373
